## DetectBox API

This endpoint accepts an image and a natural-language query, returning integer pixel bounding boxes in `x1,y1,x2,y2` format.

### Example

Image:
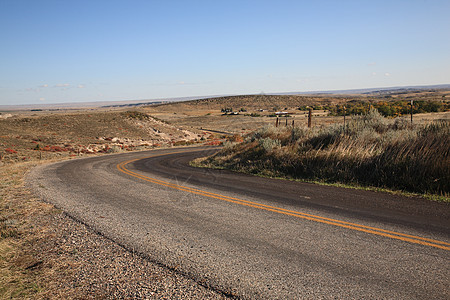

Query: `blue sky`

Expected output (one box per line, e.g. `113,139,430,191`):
1,0,449,105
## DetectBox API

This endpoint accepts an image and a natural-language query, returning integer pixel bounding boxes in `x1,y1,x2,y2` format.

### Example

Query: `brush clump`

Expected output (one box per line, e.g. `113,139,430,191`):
201,108,449,197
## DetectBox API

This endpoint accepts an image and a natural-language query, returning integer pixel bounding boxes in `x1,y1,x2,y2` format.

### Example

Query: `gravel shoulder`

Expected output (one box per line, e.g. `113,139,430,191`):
1,158,226,299
32,202,227,299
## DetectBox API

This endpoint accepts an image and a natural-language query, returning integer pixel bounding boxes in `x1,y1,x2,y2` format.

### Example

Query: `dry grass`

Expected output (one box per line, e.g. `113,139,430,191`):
198,109,449,199
0,161,58,298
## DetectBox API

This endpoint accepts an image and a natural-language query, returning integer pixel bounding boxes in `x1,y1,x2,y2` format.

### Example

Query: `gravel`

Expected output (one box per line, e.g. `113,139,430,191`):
24,182,228,299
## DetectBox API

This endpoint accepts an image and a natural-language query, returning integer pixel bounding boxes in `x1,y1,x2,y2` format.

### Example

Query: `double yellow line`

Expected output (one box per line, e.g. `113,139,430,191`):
117,151,450,251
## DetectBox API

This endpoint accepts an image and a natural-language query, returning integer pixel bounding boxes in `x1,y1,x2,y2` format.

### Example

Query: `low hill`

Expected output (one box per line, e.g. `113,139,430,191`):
148,94,342,112
148,89,449,113
0,111,203,164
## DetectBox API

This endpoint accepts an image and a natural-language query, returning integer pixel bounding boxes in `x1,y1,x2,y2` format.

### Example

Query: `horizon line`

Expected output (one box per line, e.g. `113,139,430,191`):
1,83,449,110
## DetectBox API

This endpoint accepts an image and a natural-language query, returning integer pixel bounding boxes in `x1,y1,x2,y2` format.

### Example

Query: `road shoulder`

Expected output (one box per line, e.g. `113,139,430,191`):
1,159,225,299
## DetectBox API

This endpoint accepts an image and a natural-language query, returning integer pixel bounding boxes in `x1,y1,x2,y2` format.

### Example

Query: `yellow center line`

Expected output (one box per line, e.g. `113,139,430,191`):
117,151,450,251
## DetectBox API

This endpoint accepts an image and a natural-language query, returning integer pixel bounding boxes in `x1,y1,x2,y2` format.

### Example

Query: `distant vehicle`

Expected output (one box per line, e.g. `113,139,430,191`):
275,111,289,116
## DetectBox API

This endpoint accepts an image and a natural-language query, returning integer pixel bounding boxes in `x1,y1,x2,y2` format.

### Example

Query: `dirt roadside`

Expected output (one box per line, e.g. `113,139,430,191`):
1,158,227,299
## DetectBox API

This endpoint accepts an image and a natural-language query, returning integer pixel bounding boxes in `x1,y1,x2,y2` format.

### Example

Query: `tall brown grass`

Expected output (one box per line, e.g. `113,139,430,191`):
202,109,449,196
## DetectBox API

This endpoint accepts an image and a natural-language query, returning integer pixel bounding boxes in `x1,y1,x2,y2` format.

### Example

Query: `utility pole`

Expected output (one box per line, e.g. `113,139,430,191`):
410,99,413,124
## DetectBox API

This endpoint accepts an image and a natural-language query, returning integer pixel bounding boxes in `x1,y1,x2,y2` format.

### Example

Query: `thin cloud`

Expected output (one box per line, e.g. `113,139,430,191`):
25,87,40,92
54,83,70,88
384,72,391,77
177,81,202,86
148,81,209,87
39,84,49,88
368,62,377,66
77,84,85,88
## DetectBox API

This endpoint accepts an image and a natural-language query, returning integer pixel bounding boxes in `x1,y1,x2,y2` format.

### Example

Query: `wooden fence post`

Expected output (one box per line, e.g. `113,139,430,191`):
308,108,312,128
343,105,346,128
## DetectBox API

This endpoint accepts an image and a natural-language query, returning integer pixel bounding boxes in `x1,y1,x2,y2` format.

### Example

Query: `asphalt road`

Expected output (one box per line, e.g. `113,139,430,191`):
28,146,450,299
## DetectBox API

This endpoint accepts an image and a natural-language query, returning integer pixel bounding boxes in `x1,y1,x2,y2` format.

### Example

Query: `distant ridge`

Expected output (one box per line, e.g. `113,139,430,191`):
1,84,448,111
0,96,223,111
270,84,450,96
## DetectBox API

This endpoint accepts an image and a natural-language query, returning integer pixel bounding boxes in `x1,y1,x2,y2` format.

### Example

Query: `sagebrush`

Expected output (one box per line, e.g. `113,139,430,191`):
201,109,449,196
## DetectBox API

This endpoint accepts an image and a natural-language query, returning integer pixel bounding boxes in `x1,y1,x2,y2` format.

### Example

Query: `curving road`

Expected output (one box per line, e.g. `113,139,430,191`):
28,146,450,299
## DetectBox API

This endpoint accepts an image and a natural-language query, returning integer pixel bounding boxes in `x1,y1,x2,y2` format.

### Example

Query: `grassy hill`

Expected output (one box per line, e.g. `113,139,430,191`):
149,89,449,113
150,94,343,112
